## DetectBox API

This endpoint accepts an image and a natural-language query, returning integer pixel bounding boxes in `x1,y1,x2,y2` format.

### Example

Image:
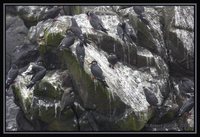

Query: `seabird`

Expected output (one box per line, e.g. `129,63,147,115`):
107,53,118,69
6,64,19,89
26,62,46,89
89,60,109,88
68,18,88,47
86,11,108,34
75,41,85,69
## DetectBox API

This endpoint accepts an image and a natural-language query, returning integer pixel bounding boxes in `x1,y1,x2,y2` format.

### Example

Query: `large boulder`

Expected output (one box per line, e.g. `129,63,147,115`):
12,66,79,131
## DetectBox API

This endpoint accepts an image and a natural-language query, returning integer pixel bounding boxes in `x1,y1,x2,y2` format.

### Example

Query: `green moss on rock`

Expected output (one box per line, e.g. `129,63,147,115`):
47,109,78,131
116,110,153,131
33,80,63,100
44,31,64,47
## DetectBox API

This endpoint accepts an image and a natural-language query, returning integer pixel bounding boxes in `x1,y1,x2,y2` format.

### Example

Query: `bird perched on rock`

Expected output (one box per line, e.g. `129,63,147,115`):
86,11,108,34
133,6,149,25
176,96,194,118
59,87,79,130
133,6,145,17
89,60,109,88
117,23,125,41
58,30,75,50
38,6,62,22
107,53,118,69
179,78,194,94
117,22,137,43
60,87,75,112
6,64,19,89
143,87,158,108
68,18,89,47
14,45,40,69
26,61,46,89
76,41,85,69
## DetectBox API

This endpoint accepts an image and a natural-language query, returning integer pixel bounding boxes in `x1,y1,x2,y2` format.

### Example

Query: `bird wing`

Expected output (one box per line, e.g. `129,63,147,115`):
92,14,106,30
89,18,100,30
60,90,71,111
117,25,124,39
70,26,82,35
91,65,105,80
76,44,85,57
144,90,158,106
89,15,106,31
7,68,18,81
31,69,46,83
60,36,75,48
149,94,158,105
92,13,104,25
178,99,194,116
71,18,79,27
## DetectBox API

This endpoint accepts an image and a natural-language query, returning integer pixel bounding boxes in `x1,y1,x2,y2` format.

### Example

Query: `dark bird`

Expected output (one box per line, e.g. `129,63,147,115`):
117,22,137,43
133,6,149,25
14,45,40,69
76,41,85,69
26,63,46,89
133,6,145,17
58,30,75,50
35,56,44,65
61,74,73,88
38,6,61,21
117,23,125,41
68,18,88,47
179,78,194,94
60,87,75,112
6,64,19,89
143,87,158,107
107,53,118,69
89,60,109,88
59,87,80,130
177,96,194,118
86,11,108,34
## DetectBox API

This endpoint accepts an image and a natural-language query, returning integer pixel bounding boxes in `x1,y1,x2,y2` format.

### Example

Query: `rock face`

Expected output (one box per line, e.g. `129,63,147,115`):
163,6,194,77
7,6,194,131
6,15,29,74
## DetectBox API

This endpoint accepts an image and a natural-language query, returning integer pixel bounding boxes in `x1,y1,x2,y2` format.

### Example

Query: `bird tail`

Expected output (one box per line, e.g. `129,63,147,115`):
99,80,109,88
102,28,108,34
26,82,35,89
83,40,88,47
100,24,108,34
79,58,84,69
6,82,10,90
174,109,182,118
139,16,149,26
57,43,62,51
79,56,84,69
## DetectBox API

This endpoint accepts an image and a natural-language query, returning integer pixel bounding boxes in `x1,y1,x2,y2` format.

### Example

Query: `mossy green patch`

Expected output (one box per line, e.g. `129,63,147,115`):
12,86,26,112
116,110,153,131
44,31,64,47
47,109,78,131
33,80,63,100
